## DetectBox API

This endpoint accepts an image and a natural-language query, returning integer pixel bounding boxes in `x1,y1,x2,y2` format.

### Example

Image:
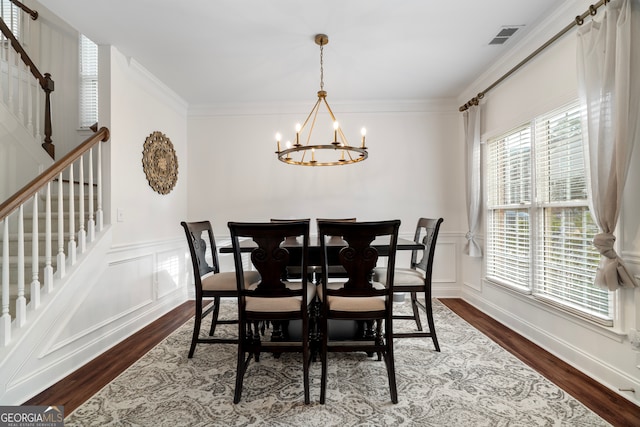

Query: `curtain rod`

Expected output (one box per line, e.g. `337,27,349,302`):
459,0,610,112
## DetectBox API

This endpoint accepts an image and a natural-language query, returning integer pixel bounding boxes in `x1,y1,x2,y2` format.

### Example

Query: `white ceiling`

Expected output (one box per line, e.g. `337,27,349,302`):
38,0,567,108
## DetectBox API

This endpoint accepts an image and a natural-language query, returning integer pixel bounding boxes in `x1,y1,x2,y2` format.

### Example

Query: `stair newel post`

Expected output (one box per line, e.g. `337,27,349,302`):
16,205,26,327
68,166,76,265
97,141,103,231
57,172,65,278
1,218,11,347
78,156,86,253
88,147,95,242
31,194,40,309
41,73,54,159
44,182,53,292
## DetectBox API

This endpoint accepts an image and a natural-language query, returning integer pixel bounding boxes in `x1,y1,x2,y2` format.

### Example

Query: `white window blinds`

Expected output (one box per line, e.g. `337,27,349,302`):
486,102,611,324
0,0,21,38
486,126,532,292
79,34,98,128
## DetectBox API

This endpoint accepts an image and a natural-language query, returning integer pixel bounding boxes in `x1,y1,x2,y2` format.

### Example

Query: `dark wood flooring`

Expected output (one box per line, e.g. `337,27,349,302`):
25,298,640,426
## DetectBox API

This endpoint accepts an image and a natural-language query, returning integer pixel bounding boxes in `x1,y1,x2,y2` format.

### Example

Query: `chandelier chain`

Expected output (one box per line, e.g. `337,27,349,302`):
319,42,324,91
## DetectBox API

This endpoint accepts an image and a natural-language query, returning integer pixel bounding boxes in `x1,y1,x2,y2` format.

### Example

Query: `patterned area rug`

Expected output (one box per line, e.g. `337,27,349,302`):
66,299,608,426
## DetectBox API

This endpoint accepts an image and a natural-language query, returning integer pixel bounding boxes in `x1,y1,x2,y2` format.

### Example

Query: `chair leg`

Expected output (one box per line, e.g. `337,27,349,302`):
320,326,328,404
424,298,440,352
208,296,221,336
302,330,311,404
376,319,383,361
384,320,398,404
384,347,399,403
188,299,203,358
410,291,423,331
234,323,255,404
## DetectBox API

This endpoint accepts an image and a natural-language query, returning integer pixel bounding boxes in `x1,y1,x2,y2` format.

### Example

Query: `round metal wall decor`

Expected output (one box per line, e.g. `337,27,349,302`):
142,131,178,195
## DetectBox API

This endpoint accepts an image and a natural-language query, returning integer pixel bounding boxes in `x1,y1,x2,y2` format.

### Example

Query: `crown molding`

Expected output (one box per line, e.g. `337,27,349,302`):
188,98,459,117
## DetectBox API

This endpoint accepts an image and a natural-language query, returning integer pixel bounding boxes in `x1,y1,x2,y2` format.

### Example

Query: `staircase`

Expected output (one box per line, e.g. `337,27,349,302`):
2,182,98,317
0,0,110,348
1,127,110,345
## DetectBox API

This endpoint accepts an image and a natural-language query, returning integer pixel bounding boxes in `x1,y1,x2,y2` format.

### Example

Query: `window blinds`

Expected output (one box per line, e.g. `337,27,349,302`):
533,104,609,324
486,102,610,324
487,126,532,291
80,34,98,128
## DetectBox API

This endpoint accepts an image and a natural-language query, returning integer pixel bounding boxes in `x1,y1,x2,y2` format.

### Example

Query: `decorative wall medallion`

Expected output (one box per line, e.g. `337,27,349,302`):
142,131,178,195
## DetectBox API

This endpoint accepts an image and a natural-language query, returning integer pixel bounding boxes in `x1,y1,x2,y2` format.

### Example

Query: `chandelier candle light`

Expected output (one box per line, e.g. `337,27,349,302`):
275,34,368,166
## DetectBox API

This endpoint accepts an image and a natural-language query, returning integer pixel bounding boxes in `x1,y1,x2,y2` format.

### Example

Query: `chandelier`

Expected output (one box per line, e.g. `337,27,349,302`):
275,34,368,166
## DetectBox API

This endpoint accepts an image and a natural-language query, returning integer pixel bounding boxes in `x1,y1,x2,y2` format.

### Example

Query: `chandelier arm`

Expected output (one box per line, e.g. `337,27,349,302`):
306,101,321,146
300,97,322,133
321,97,337,122
301,101,321,162
321,97,351,147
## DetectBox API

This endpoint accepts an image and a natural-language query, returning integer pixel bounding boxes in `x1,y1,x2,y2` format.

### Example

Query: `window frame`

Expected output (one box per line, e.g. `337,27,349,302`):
485,101,613,326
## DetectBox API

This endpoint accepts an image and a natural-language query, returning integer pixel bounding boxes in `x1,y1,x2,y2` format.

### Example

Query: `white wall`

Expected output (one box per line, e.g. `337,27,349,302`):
186,103,466,294
107,47,189,246
458,0,640,406
187,104,465,236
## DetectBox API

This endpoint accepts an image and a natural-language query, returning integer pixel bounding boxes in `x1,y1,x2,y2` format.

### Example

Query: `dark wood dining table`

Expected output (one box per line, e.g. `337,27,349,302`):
220,236,424,342
219,236,424,260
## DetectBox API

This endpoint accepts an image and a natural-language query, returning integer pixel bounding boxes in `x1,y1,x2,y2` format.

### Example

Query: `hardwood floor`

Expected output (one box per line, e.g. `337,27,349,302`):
25,299,639,426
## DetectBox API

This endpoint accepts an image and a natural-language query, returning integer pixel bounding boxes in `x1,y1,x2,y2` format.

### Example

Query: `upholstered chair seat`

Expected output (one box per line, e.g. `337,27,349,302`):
202,271,260,292
245,281,317,312
318,281,386,312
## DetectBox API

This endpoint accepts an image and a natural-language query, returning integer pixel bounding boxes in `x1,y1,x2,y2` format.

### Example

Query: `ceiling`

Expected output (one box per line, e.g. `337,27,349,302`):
38,0,566,109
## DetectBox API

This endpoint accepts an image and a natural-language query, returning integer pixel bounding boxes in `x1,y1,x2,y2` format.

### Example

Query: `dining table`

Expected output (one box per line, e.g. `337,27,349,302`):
219,234,424,343
219,235,423,262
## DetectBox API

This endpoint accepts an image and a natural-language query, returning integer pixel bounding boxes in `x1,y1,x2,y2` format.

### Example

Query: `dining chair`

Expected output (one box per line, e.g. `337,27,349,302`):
228,220,315,404
270,218,312,280
373,217,443,351
317,219,401,404
180,221,261,358
316,218,356,278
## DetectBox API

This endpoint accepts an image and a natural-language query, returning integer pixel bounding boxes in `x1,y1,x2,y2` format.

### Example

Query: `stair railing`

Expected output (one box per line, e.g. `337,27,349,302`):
7,0,38,21
0,2,55,158
0,126,110,347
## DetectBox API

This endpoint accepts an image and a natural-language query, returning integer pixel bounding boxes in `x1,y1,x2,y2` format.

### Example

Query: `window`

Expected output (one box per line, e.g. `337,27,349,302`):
486,102,610,325
0,0,21,39
79,34,98,128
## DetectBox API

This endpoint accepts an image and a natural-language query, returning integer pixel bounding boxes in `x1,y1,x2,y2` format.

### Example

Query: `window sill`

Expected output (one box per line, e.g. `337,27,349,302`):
482,278,626,341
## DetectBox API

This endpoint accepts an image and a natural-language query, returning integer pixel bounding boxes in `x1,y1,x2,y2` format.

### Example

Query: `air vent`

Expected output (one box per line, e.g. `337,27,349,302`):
489,26,522,45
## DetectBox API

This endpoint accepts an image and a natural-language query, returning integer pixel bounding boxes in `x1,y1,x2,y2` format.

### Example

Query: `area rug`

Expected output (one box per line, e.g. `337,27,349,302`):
65,299,609,426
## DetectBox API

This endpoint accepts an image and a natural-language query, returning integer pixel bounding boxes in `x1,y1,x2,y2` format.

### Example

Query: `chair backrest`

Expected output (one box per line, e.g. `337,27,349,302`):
228,220,310,297
410,218,443,278
270,218,310,245
316,217,356,244
318,220,400,297
181,220,221,293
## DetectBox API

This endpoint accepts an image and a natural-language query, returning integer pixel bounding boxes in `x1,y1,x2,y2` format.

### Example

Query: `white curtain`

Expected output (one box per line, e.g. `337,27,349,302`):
577,0,640,290
463,105,482,257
